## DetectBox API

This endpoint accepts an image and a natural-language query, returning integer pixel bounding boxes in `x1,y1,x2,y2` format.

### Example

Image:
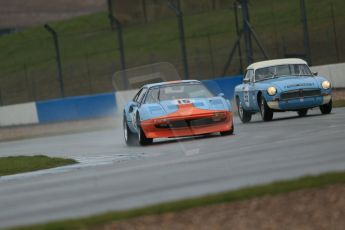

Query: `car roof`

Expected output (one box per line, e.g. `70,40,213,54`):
144,80,201,89
247,58,308,70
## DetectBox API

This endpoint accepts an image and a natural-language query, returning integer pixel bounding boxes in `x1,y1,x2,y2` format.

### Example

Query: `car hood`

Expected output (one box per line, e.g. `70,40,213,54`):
261,76,319,91
159,97,228,113
143,97,229,121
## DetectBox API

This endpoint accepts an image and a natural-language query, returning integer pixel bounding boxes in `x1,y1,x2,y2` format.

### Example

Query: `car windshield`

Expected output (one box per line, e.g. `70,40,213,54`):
255,64,313,81
145,83,214,103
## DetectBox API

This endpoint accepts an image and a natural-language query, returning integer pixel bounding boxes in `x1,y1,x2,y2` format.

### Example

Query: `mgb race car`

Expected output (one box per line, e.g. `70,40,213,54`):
123,80,234,145
235,58,332,122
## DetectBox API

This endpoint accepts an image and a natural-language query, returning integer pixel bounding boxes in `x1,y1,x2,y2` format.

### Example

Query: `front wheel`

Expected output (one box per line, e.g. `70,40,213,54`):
260,95,273,121
136,115,153,146
320,99,332,114
123,116,136,146
236,98,252,123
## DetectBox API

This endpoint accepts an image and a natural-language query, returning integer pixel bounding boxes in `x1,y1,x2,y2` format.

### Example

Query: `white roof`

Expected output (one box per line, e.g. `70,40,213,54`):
247,58,308,70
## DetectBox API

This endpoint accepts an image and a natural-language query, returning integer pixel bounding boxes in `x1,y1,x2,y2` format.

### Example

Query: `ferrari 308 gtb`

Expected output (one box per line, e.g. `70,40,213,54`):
123,80,234,145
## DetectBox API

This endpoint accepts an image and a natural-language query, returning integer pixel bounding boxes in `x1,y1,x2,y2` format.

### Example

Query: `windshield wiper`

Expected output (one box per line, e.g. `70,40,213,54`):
269,74,288,79
292,74,313,77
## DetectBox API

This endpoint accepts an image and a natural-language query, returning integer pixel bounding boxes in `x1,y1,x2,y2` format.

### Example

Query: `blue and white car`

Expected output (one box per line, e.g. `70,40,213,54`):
234,58,332,122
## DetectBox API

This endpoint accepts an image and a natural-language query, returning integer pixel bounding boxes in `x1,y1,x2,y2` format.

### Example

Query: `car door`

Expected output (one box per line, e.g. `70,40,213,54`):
247,70,259,110
129,87,148,131
126,88,142,130
241,69,255,110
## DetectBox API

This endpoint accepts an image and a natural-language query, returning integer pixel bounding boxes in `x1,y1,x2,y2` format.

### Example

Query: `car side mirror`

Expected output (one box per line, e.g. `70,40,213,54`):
218,93,225,98
129,103,137,113
243,79,250,84
313,72,318,76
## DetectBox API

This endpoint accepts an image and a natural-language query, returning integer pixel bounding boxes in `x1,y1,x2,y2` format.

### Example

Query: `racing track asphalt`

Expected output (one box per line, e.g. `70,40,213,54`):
0,108,345,228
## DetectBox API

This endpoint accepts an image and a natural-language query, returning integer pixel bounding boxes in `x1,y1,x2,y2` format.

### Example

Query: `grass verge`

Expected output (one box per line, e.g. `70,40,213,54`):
0,155,76,177
12,171,345,230
333,100,345,108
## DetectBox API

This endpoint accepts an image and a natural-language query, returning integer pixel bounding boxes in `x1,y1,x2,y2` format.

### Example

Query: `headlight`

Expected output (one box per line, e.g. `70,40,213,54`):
212,112,227,121
267,86,277,96
322,80,331,89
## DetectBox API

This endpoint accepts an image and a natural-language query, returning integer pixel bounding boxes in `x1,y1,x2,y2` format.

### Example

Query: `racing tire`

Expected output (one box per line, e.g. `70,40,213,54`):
220,124,234,136
236,98,252,123
297,109,308,117
136,114,153,146
123,116,136,146
320,99,332,114
259,95,273,121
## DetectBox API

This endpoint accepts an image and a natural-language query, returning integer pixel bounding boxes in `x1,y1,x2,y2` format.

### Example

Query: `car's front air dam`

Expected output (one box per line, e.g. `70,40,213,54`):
269,96,331,110
141,111,233,139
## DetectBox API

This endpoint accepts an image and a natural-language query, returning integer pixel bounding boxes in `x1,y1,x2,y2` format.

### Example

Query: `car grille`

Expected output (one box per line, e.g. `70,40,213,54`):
280,89,321,100
155,117,225,129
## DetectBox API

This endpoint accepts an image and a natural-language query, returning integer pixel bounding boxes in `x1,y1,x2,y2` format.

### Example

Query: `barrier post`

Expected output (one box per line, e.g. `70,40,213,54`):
168,0,189,80
109,15,128,90
300,0,312,65
44,24,65,97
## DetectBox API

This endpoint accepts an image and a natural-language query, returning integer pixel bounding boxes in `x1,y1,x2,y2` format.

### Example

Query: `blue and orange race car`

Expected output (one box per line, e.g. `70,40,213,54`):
123,80,234,145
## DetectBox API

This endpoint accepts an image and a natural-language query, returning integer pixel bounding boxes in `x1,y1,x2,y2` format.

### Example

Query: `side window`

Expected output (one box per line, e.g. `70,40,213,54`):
145,88,159,104
133,88,143,102
244,70,254,83
137,88,148,104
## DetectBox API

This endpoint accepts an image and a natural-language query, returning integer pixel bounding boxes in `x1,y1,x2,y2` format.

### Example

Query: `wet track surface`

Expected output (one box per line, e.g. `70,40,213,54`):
0,108,345,228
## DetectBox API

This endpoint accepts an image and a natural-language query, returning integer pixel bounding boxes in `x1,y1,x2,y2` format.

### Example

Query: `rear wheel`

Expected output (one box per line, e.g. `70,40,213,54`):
236,97,252,123
297,109,308,117
123,116,136,146
259,95,273,121
136,114,153,146
320,99,332,114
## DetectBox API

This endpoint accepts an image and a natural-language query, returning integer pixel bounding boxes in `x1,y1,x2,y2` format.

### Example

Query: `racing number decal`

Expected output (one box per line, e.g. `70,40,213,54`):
243,85,250,107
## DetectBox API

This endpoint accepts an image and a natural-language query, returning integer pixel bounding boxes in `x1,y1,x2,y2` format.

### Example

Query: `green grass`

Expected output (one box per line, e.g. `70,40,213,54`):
0,155,76,177
333,100,345,108
12,171,345,230
1,0,345,104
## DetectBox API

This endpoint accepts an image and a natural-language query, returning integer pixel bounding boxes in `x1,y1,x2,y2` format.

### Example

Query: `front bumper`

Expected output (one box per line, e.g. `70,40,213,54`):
267,95,332,111
141,111,233,138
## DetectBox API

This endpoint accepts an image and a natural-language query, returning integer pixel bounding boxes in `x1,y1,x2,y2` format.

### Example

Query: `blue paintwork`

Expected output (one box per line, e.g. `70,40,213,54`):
37,93,117,123
203,75,243,100
124,81,232,134
234,74,332,112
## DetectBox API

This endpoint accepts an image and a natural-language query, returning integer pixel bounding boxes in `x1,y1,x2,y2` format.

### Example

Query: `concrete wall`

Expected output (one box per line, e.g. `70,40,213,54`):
36,93,117,123
0,102,38,126
115,89,138,114
0,93,117,127
203,75,243,100
311,63,345,88
0,62,344,127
